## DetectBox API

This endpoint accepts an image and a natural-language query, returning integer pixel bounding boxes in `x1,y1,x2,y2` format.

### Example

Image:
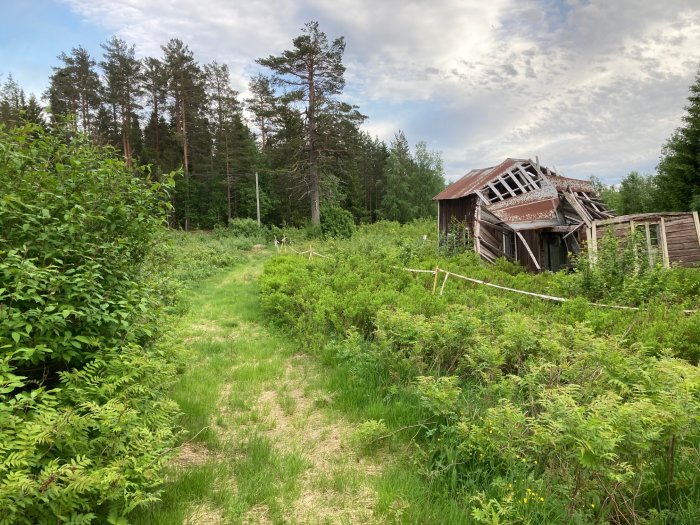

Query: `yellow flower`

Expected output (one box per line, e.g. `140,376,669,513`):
539,497,544,502
591,504,595,509
523,498,528,504
534,460,538,464
508,483,512,488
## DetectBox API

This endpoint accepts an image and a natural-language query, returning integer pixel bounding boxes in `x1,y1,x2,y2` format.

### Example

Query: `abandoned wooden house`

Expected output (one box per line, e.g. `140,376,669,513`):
434,158,700,271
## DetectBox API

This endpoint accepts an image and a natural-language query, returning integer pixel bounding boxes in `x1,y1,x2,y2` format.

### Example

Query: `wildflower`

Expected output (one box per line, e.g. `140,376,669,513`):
534,460,538,464
508,483,512,489
591,504,595,509
523,498,528,504
539,497,544,502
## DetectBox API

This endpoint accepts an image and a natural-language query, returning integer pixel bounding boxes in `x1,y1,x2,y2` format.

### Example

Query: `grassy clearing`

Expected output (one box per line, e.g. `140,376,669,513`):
135,247,462,524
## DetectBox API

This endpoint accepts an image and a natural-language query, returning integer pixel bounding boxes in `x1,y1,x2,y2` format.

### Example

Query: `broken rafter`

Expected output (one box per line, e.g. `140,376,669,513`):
563,189,592,227
496,175,517,197
517,165,540,190
505,168,528,193
486,181,505,201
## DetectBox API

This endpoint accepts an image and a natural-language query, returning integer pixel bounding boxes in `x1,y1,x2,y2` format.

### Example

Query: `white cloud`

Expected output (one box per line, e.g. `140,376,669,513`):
60,0,700,183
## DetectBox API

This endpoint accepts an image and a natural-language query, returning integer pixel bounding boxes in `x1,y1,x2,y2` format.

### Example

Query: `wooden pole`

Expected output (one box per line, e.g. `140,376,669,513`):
440,271,449,296
432,266,440,294
693,212,700,249
255,171,261,227
660,218,670,268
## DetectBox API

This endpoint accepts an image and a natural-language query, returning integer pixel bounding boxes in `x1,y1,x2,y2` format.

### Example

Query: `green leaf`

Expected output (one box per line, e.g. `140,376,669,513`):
11,332,20,344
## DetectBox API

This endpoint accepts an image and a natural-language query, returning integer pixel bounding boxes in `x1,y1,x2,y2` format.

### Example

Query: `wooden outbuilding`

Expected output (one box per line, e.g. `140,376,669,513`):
591,212,700,268
434,158,700,271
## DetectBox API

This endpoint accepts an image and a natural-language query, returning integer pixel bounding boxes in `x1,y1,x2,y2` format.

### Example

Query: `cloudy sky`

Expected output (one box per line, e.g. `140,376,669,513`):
2,0,700,183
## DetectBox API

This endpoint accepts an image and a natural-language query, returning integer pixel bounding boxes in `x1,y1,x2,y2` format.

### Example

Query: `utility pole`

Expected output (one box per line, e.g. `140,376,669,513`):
255,171,261,227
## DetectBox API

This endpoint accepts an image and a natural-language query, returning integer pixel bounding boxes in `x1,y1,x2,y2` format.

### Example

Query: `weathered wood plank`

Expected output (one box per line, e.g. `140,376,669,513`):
516,231,541,271
564,190,592,227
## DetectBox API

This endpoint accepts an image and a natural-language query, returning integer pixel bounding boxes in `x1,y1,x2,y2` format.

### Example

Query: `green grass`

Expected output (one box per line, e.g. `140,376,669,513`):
131,241,479,524
131,251,308,524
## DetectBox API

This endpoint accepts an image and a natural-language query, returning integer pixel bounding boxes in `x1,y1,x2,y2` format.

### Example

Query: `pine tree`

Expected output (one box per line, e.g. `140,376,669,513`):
141,57,168,166
205,61,240,222
100,37,142,167
246,74,278,151
47,46,102,133
161,39,206,229
256,21,364,225
0,74,24,128
380,132,444,223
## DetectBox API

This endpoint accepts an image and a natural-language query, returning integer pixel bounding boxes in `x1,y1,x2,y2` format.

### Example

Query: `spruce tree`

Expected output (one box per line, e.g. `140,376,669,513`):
656,69,700,211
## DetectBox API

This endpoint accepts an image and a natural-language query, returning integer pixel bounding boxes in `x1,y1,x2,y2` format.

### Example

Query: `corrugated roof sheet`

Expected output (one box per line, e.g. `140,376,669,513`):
434,158,596,201
433,158,525,200
435,157,608,227
493,198,560,225
546,174,595,193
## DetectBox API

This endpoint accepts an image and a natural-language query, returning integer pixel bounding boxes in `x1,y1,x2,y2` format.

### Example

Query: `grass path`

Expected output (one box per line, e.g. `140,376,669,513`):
131,253,388,525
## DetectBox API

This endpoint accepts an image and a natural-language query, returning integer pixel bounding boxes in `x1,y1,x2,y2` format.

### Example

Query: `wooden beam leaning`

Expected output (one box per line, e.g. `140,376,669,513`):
474,190,491,205
517,166,539,190
515,231,541,271
562,190,592,227
474,202,482,256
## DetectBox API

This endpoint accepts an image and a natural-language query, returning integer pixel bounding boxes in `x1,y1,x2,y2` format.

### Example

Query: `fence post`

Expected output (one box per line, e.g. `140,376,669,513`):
432,266,440,295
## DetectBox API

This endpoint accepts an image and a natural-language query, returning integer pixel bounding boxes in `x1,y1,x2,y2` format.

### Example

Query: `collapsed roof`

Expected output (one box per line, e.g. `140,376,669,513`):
434,158,614,231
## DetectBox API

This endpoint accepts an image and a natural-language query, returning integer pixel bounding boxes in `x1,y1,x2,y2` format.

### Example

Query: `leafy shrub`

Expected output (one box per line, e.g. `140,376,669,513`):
225,217,263,238
320,205,355,239
0,124,179,523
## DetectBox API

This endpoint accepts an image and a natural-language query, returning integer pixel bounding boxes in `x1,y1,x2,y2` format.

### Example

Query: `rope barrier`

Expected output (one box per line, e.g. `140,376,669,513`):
400,266,697,314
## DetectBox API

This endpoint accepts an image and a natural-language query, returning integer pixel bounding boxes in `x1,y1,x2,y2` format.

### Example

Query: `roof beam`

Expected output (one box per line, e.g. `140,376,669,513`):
505,169,527,193
486,181,504,201
496,175,517,197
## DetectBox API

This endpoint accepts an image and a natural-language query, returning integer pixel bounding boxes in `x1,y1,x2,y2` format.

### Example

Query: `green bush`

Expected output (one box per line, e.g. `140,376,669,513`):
0,124,179,523
225,217,263,238
320,205,355,239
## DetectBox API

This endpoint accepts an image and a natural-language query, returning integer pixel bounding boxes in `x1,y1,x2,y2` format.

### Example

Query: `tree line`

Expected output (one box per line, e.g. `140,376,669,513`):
0,22,445,230
593,70,700,215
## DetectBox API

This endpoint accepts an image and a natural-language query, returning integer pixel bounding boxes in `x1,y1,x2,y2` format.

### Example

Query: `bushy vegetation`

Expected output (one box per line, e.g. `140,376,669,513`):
0,125,179,524
260,220,700,524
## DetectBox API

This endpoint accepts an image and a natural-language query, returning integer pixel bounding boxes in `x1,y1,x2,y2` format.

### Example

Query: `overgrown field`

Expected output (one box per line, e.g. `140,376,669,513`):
260,220,700,524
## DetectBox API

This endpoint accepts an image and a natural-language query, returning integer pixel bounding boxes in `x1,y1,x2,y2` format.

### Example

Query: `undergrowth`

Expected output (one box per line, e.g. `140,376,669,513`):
260,219,700,524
